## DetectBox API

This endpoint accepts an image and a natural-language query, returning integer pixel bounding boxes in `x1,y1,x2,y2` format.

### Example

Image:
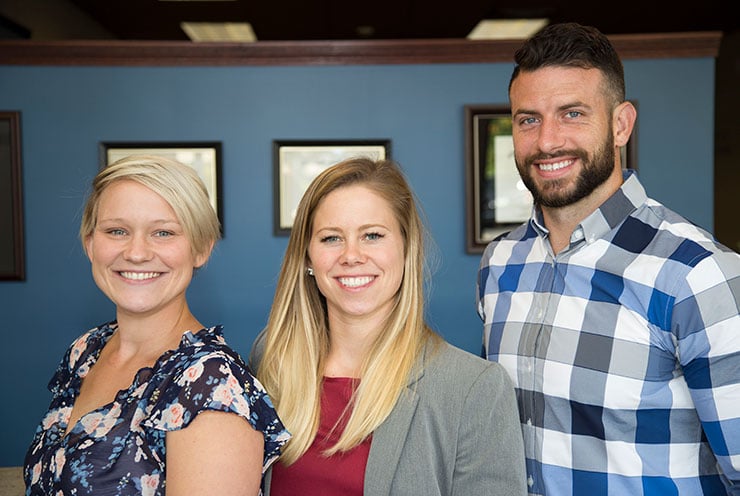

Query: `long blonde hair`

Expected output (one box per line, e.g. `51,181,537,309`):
257,158,441,464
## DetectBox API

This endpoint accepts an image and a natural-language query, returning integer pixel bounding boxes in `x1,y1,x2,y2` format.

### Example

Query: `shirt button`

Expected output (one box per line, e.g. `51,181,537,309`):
528,475,534,487
527,418,532,426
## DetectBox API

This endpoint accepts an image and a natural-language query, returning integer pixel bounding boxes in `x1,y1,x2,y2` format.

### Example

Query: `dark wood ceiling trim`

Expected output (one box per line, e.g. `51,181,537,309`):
0,32,721,66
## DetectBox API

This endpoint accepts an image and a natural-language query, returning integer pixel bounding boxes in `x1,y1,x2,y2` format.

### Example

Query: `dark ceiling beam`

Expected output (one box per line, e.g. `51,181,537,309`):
0,32,722,66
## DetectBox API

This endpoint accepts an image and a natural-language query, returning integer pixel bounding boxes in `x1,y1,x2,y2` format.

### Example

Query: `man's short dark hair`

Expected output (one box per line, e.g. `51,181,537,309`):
509,22,626,105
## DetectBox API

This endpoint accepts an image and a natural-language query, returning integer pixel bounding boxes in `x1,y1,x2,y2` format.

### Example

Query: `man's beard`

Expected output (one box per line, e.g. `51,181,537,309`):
516,132,615,208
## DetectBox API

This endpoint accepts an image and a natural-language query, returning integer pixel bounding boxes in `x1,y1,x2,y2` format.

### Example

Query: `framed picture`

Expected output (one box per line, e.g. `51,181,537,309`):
0,111,24,281
273,139,391,235
100,141,223,231
465,105,531,254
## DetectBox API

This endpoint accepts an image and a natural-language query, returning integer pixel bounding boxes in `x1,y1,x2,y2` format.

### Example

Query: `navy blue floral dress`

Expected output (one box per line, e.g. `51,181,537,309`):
23,322,290,496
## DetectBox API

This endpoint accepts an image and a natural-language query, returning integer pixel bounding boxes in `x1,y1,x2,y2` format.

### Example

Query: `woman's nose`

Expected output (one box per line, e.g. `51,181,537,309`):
340,240,365,265
123,234,153,262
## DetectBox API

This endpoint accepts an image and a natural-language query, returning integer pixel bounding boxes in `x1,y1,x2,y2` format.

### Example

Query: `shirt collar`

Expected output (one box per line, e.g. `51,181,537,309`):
530,169,646,245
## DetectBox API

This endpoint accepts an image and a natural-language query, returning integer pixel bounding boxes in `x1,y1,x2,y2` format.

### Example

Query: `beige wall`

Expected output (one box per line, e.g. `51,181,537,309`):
0,467,23,496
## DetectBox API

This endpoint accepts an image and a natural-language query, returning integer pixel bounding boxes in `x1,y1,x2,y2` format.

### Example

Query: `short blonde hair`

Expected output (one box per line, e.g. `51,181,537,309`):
80,154,220,258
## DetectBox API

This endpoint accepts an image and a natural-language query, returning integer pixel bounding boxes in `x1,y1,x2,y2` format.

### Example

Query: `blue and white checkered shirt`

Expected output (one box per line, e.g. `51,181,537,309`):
477,170,740,495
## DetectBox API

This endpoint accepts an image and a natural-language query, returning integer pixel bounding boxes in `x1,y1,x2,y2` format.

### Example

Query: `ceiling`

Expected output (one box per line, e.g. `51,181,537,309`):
64,0,738,42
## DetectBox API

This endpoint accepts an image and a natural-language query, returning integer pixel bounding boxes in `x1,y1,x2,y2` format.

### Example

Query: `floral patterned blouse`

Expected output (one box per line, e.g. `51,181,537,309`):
23,322,290,496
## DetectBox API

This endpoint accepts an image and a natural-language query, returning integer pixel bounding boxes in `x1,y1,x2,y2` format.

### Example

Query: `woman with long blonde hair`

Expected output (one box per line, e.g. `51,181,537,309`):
253,157,525,495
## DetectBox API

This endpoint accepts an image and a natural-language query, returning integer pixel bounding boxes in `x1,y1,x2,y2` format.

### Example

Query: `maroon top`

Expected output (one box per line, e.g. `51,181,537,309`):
271,377,372,496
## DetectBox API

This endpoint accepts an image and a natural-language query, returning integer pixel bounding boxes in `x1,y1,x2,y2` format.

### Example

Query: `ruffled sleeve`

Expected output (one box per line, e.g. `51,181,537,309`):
141,328,290,472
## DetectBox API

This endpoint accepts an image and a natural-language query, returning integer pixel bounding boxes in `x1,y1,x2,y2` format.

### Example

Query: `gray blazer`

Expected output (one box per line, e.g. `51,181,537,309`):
254,339,527,495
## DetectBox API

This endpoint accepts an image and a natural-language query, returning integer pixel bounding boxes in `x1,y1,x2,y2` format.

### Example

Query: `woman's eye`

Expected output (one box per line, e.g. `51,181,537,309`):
320,235,340,243
154,230,174,238
106,228,126,236
365,232,384,241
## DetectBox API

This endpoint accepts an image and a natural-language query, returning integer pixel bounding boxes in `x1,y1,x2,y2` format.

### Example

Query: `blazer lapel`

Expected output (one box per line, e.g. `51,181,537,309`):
363,347,428,496
364,387,419,496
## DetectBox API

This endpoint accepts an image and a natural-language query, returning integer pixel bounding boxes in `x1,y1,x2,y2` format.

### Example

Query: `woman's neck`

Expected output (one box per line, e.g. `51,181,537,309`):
323,321,381,379
113,302,202,363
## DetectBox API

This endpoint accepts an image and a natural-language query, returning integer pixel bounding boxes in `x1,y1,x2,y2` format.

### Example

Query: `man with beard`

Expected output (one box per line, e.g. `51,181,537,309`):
476,22,740,496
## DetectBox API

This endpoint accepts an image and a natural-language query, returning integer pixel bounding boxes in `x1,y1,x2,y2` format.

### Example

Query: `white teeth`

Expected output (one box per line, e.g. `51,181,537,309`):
338,276,373,288
120,271,160,280
538,160,571,171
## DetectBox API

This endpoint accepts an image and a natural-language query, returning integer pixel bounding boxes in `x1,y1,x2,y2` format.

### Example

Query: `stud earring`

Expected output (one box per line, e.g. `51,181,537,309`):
307,267,314,276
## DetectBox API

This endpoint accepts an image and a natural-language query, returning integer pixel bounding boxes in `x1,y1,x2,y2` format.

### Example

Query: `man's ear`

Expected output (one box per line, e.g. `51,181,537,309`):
613,100,637,148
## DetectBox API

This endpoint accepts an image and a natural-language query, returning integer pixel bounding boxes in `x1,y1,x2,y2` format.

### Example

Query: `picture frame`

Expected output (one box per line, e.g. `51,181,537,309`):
464,103,639,253
465,105,530,254
273,139,391,235
100,141,223,231
0,111,24,281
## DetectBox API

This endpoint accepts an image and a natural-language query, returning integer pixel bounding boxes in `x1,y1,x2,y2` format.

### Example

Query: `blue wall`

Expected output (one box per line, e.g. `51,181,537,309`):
0,58,715,466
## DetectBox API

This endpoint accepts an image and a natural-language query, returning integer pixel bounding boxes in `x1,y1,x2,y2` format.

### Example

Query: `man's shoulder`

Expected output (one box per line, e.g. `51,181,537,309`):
634,198,737,259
